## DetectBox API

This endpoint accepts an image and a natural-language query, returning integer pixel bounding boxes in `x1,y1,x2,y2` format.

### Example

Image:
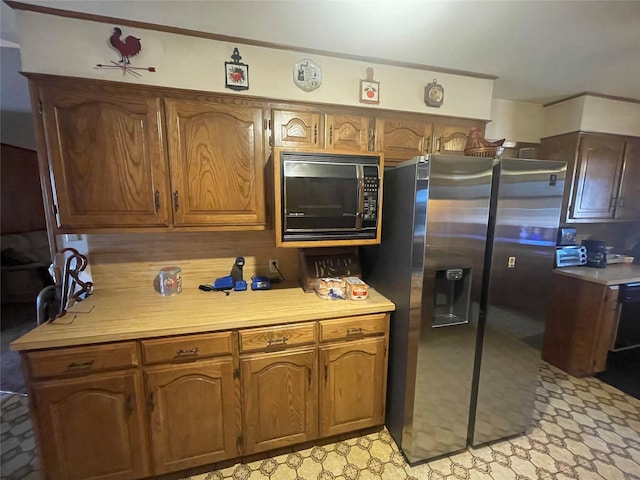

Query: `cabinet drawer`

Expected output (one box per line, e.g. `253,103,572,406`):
319,314,389,342
26,342,138,379
239,322,316,353
141,331,233,364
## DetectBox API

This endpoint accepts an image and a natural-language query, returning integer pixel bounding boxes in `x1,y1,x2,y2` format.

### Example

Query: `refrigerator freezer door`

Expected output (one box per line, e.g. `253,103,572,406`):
404,156,494,462
470,158,566,447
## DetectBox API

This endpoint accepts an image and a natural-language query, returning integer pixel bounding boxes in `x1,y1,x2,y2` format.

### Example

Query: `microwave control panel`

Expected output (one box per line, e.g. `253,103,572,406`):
362,166,379,223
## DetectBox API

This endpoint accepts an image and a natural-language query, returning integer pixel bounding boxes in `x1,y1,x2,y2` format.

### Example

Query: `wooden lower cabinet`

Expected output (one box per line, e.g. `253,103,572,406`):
30,370,150,480
319,336,387,437
241,347,317,454
542,274,620,376
24,313,391,479
145,358,240,474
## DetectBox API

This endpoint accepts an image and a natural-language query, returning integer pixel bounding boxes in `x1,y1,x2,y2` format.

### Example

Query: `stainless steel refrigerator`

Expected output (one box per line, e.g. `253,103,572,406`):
362,154,566,464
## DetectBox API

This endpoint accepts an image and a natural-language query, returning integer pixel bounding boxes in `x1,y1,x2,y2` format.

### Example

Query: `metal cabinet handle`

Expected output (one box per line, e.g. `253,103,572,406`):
329,125,334,145
125,395,133,416
67,360,95,370
154,190,160,212
176,347,199,357
173,191,180,212
267,336,288,346
313,124,318,144
347,327,364,336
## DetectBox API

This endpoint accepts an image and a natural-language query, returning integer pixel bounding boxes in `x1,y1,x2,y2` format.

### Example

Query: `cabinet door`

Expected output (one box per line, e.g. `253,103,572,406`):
374,117,432,167
319,336,387,438
241,347,317,454
433,123,475,155
145,358,240,474
31,370,149,480
165,100,266,227
273,109,322,148
616,139,640,220
571,135,625,219
39,85,171,228
325,114,371,152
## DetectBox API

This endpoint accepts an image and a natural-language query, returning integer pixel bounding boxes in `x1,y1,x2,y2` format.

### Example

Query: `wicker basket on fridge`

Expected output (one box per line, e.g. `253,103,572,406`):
463,146,499,158
464,128,504,158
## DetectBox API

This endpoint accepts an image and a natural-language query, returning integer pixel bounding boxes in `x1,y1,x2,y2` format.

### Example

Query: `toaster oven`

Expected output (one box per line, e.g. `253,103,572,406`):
555,246,587,268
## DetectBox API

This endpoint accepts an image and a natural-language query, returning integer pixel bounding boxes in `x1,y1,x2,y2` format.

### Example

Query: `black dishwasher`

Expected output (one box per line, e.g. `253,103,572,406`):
595,282,640,400
613,282,640,351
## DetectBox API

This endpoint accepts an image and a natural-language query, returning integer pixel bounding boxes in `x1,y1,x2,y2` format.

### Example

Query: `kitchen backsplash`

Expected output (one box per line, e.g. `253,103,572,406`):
83,231,299,291
54,220,640,293
573,221,640,253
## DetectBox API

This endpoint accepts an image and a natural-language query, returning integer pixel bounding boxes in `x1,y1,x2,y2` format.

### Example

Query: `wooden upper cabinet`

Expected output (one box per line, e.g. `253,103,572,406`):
273,110,371,152
165,99,266,227
433,123,476,155
325,114,372,152
540,132,640,222
616,138,640,220
375,117,432,167
272,109,322,148
31,370,149,480
38,84,171,229
572,135,625,219
241,347,317,454
145,358,240,474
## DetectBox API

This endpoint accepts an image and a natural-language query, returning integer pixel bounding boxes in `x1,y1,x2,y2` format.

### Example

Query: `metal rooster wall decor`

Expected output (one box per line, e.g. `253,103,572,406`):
96,27,156,78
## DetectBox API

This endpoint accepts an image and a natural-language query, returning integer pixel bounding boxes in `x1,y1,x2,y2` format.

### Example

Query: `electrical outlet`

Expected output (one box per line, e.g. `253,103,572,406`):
269,259,279,274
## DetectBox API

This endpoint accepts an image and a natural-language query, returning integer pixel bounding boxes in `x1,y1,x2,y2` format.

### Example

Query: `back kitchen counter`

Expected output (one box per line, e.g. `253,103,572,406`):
552,263,640,285
13,284,395,479
11,286,395,351
543,263,640,377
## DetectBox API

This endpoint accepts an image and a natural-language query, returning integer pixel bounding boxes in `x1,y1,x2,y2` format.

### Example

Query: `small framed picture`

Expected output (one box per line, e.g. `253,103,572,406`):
360,80,380,104
225,62,249,91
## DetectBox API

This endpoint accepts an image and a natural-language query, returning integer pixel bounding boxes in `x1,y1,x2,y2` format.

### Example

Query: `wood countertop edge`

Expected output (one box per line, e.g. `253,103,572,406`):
11,287,395,351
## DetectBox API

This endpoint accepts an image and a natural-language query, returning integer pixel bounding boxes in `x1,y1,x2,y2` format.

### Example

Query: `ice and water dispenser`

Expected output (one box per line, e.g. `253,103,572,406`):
433,268,472,327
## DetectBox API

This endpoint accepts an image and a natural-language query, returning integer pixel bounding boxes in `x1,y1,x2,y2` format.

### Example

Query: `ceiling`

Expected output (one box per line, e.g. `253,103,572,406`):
2,0,640,105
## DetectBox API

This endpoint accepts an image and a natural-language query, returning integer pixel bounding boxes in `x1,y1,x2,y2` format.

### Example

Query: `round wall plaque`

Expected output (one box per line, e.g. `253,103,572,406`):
293,59,322,92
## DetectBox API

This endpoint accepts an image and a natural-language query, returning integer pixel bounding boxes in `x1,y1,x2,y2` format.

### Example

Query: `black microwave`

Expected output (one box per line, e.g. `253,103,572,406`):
275,148,383,246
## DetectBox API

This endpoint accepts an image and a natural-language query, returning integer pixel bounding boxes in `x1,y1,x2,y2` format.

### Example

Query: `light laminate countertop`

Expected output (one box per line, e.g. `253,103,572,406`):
553,263,640,286
11,285,395,351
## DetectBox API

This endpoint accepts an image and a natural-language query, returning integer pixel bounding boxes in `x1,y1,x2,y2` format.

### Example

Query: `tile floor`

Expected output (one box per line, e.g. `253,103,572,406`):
1,362,639,480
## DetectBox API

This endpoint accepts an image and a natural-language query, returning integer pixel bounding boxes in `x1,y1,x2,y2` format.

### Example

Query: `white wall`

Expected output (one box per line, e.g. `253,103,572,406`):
15,10,494,120
542,96,585,138
485,99,544,143
488,95,640,144
0,46,36,149
543,95,640,138
581,96,640,136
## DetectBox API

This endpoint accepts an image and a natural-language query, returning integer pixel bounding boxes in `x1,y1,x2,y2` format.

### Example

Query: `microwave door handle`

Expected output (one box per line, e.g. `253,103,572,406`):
356,178,364,229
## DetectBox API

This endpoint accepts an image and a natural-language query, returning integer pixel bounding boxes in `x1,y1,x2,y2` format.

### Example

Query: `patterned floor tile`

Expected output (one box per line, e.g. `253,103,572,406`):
1,362,638,480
